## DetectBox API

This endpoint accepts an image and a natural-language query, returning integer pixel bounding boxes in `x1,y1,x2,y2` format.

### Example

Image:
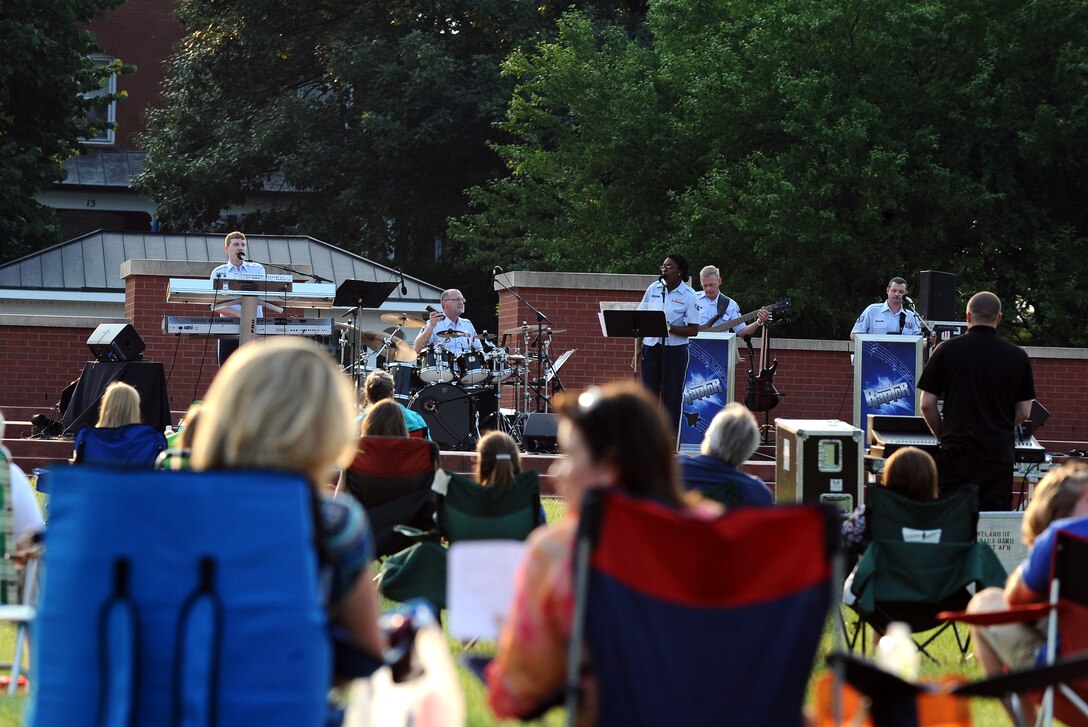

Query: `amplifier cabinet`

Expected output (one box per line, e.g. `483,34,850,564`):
775,419,864,511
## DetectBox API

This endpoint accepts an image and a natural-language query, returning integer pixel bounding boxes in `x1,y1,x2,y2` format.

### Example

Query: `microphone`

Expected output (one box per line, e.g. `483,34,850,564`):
237,252,247,262
904,295,916,308
396,267,407,295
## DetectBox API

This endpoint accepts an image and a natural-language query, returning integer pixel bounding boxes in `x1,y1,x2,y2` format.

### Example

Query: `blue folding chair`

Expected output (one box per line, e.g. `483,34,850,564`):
28,467,331,727
72,423,167,468
565,489,837,727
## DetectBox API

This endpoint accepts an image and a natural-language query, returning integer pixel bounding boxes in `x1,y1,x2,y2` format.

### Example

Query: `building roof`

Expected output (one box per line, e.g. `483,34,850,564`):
0,230,442,303
59,150,145,188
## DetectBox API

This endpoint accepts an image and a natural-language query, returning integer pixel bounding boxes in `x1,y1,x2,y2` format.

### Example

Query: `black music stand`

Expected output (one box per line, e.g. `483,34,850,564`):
600,309,668,339
335,280,399,389
334,280,398,308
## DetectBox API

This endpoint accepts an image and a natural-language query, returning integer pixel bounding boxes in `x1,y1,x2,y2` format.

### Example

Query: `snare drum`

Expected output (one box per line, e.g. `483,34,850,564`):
458,350,489,385
418,346,456,384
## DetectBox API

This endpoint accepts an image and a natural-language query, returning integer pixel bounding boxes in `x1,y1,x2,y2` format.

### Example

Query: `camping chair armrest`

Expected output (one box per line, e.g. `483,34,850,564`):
938,603,1052,627
391,524,445,543
951,653,1088,698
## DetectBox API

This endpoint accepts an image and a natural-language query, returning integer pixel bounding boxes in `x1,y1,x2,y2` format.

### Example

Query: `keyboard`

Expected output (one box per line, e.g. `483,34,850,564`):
162,316,334,337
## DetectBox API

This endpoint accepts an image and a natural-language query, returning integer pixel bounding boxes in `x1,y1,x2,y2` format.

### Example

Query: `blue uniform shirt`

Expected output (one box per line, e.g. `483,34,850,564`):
851,302,922,336
695,291,744,332
638,280,700,347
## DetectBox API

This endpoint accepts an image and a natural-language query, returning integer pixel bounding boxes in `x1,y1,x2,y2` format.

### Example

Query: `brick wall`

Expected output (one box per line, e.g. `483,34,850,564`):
88,0,185,149
0,321,110,409
495,272,1088,445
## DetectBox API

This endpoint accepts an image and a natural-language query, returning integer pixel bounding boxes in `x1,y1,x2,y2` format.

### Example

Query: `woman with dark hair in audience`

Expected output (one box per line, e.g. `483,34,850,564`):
475,431,521,486
190,337,385,661
361,398,410,438
476,430,548,524
486,381,720,722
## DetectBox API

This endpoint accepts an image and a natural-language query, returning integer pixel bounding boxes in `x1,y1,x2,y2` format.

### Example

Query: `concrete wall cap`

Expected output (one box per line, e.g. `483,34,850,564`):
0,314,129,329
495,270,655,292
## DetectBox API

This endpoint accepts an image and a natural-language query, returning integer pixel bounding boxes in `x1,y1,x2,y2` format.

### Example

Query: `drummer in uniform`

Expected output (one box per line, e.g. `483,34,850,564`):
413,288,484,356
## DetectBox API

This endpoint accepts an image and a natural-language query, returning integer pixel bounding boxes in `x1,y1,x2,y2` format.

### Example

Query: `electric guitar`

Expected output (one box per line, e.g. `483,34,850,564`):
744,313,784,412
701,298,792,333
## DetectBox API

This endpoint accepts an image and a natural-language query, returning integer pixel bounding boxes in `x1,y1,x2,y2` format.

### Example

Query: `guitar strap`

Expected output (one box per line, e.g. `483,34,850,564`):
712,296,733,325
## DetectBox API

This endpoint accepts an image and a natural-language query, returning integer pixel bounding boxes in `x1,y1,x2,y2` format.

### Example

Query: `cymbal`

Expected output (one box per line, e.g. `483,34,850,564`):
380,312,425,328
477,332,498,342
358,330,417,362
436,329,467,339
502,327,567,336
507,354,526,363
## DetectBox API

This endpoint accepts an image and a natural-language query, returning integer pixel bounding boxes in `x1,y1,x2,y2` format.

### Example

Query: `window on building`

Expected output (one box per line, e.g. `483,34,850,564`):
82,55,117,145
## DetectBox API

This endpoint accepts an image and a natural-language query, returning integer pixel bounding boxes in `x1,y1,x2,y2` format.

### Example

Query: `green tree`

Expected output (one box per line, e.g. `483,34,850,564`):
0,0,127,263
454,0,1088,345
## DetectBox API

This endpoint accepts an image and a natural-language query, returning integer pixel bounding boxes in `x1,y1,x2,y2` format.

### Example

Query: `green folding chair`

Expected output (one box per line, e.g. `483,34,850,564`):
380,469,543,609
846,485,1006,662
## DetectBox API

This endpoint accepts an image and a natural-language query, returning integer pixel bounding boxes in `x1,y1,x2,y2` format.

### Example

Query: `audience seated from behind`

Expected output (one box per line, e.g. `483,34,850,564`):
964,461,1088,724
841,446,939,555
71,381,167,467
190,337,386,664
156,401,203,471
476,430,547,525
678,403,773,507
0,411,46,548
361,398,410,438
358,370,429,438
486,382,722,723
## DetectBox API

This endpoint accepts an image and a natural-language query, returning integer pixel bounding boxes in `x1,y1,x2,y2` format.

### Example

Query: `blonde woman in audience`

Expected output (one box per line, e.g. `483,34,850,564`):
361,399,410,438
486,382,720,723
190,337,385,661
96,381,142,428
1021,460,1088,545
72,381,166,467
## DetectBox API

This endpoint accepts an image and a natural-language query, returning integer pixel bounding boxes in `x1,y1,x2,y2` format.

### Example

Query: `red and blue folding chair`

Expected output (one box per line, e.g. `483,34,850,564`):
565,489,837,727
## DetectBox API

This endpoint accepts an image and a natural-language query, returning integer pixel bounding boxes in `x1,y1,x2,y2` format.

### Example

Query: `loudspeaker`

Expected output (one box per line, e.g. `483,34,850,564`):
917,270,957,321
522,413,560,453
87,323,145,362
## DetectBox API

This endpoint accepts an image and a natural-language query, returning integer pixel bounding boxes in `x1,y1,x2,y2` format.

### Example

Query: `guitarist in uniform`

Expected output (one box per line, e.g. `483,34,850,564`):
695,265,769,334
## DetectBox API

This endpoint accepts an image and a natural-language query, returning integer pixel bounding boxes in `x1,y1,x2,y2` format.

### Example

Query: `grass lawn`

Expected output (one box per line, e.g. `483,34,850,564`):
0,497,1023,725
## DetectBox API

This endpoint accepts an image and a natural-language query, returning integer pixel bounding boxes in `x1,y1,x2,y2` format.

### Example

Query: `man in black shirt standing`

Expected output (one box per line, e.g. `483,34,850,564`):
917,292,1035,511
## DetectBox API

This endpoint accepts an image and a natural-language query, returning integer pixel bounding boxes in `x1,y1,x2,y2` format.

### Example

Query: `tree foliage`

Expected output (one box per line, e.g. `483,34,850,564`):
453,0,1088,345
0,0,127,262
137,0,642,322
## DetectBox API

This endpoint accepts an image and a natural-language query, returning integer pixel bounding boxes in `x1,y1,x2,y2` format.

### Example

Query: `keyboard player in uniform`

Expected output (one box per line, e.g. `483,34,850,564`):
210,231,266,365
917,291,1035,511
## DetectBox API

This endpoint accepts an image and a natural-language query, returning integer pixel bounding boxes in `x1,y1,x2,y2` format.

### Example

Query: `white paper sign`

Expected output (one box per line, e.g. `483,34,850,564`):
447,540,527,641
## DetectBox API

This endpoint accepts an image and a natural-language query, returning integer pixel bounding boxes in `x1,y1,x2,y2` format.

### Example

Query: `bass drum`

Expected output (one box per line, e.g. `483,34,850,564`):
409,384,472,449
408,385,500,450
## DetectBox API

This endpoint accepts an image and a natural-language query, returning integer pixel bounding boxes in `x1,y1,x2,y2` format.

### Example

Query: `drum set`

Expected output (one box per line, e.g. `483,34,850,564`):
339,312,574,451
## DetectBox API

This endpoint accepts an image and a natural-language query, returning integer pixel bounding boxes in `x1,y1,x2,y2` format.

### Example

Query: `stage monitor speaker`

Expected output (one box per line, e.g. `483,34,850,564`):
918,270,957,322
87,323,145,362
523,413,560,453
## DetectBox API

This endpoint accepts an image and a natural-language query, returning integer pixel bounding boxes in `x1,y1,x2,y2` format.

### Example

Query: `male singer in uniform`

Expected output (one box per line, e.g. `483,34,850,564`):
850,276,923,341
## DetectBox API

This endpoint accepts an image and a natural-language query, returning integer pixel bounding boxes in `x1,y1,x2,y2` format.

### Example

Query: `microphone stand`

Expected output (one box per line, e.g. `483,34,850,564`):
493,269,560,413
249,258,333,284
